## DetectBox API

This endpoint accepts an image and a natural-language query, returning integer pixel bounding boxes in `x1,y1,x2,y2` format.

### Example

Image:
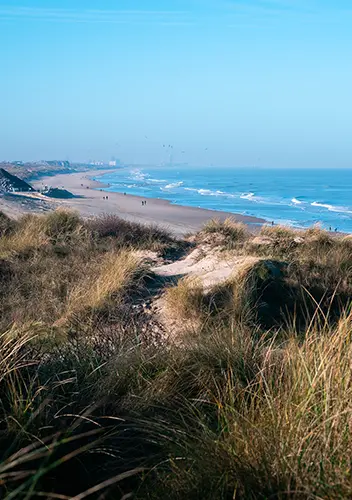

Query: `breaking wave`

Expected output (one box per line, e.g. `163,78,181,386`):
311,201,352,214
163,181,184,189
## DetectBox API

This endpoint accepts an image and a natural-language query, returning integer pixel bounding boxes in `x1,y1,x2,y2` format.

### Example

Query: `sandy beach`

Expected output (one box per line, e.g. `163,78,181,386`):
2,169,265,236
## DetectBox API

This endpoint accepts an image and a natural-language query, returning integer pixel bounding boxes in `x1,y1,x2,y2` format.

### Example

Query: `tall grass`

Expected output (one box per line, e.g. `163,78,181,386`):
1,213,352,498
165,276,204,320
201,218,249,249
0,211,168,330
64,249,144,319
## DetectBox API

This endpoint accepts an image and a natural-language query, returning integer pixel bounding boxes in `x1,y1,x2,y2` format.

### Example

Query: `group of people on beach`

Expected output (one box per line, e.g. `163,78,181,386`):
141,200,147,206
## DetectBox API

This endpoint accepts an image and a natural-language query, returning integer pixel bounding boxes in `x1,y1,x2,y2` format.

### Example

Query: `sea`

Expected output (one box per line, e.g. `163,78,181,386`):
94,166,352,233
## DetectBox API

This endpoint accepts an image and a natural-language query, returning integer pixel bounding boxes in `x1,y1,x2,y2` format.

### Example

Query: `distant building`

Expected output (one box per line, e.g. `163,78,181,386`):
109,160,117,167
90,161,104,166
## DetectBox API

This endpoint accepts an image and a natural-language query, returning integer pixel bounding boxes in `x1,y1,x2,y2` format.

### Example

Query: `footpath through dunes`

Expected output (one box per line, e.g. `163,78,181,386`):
137,218,352,343
2,211,352,498
148,245,260,341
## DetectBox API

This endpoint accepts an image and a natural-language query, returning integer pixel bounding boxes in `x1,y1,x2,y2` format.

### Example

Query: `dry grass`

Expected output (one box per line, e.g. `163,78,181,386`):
1,213,352,498
87,213,178,253
0,214,47,257
64,250,143,319
165,276,204,320
260,223,299,239
0,211,171,331
148,313,352,499
201,218,249,249
0,211,14,237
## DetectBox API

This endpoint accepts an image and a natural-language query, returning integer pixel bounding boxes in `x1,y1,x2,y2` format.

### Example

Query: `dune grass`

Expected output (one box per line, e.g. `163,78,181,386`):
201,218,249,249
165,276,205,321
63,249,144,321
2,313,352,498
0,213,352,498
0,211,177,331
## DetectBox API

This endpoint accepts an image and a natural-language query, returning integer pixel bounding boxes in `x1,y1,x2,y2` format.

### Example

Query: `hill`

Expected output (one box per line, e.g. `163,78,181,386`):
0,167,34,193
43,187,75,199
0,161,74,181
0,211,351,499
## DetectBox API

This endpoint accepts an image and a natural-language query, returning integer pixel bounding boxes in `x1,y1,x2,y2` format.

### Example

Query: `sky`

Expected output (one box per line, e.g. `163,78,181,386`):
1,0,352,167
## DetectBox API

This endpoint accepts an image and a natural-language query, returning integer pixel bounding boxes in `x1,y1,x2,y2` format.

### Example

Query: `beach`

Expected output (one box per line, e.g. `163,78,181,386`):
2,169,264,236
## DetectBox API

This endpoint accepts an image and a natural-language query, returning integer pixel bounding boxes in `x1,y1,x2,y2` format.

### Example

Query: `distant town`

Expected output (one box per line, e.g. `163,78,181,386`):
0,158,122,184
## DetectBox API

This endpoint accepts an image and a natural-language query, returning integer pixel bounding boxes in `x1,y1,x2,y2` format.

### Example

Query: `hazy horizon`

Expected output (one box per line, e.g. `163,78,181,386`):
1,0,352,168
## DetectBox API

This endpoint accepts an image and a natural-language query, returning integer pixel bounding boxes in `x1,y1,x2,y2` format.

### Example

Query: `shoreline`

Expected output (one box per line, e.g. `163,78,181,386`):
1,168,348,236
24,170,265,236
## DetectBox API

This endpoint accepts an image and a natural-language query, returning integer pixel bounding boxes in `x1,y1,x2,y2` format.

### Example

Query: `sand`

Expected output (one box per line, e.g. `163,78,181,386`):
1,169,264,236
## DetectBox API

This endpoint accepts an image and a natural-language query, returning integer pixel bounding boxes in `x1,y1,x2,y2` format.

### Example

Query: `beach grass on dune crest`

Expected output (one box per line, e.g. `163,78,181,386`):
0,212,352,498
201,217,249,249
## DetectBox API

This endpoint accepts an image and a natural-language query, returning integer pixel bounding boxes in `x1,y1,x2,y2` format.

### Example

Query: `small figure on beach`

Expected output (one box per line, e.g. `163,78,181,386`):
103,197,105,200
271,221,274,226
106,195,108,200
335,228,338,232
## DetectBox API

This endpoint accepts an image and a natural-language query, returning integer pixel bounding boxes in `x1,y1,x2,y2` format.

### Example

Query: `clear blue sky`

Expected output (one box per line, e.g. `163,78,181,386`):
1,0,352,167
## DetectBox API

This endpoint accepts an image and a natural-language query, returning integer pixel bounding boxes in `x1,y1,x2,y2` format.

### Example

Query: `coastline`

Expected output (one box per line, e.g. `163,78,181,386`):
24,169,265,236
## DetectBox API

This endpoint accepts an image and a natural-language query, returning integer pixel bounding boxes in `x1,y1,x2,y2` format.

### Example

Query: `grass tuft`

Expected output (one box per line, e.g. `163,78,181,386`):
165,276,204,321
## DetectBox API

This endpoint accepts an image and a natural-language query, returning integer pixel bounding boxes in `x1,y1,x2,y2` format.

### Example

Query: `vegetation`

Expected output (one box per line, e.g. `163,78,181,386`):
0,211,352,498
201,217,249,249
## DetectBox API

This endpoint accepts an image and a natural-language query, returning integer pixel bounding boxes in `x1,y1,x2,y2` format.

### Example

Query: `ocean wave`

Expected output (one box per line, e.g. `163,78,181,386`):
164,181,184,189
184,187,235,197
240,192,256,200
149,178,166,183
311,201,352,214
129,169,149,181
291,198,303,205
240,192,288,206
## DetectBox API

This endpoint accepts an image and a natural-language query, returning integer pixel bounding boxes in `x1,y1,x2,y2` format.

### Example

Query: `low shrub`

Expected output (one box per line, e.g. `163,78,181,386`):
87,214,174,251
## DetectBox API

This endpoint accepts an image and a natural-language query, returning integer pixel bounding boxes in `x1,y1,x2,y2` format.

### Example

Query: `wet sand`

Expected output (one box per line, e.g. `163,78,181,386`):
5,169,265,236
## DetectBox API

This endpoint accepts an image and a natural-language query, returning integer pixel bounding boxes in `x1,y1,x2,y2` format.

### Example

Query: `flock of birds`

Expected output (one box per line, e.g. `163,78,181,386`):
114,136,209,164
